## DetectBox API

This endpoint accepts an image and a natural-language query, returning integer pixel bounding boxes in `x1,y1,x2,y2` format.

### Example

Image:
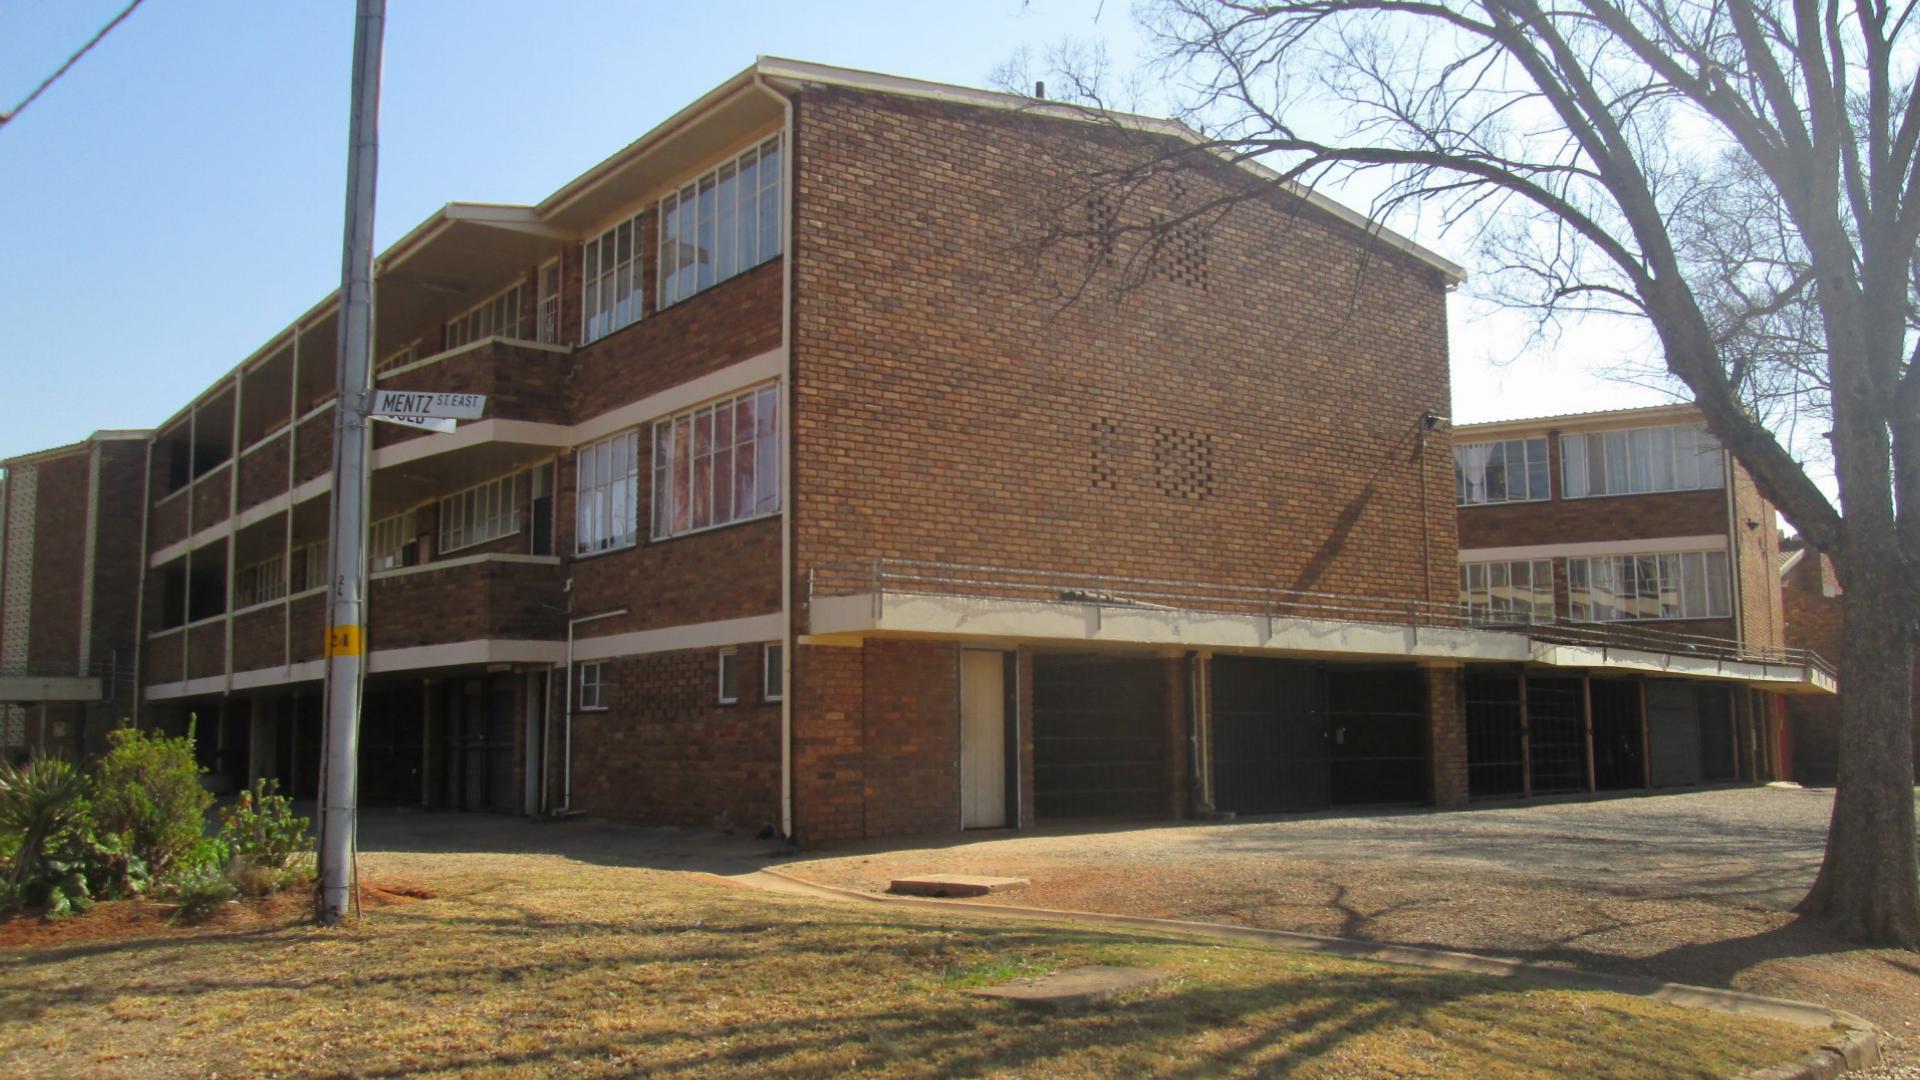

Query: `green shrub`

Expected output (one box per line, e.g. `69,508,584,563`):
0,758,92,915
169,861,236,924
219,779,311,898
89,724,212,879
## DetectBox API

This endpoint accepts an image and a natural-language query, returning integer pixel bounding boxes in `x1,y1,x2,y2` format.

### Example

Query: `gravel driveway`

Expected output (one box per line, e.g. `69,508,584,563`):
774,785,1920,1068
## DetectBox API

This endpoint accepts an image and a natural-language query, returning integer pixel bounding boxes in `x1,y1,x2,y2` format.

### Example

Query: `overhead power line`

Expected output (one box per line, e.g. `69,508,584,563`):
0,0,146,129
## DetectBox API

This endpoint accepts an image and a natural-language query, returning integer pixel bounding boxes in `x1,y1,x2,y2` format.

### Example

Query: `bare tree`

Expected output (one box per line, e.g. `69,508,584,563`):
1027,0,1918,944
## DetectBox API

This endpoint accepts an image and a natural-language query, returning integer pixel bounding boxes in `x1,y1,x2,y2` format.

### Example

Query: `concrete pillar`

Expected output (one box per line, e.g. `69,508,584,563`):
1427,663,1468,807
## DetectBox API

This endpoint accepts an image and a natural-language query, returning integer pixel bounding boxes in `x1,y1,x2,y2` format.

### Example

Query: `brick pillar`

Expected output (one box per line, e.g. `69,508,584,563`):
791,642,866,844
1427,664,1468,807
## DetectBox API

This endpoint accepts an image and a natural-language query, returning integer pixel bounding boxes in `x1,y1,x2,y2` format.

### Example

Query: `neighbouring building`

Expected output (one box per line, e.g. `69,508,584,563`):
1779,543,1920,784
1,60,1834,843
1,431,149,763
1451,403,1808,797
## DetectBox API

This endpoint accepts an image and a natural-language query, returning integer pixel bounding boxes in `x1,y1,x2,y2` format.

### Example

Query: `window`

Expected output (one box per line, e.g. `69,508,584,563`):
575,431,641,554
438,472,524,554
296,540,329,593
582,215,641,344
444,282,527,349
1455,437,1550,505
1562,424,1724,498
652,382,780,540
378,341,418,372
237,555,287,608
763,642,783,701
658,135,783,309
578,662,606,711
369,509,418,571
1568,550,1731,621
1459,559,1554,624
717,648,739,704
537,258,561,345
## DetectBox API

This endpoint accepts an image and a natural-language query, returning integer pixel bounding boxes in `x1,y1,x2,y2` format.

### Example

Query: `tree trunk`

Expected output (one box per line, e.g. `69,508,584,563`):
1796,568,1920,947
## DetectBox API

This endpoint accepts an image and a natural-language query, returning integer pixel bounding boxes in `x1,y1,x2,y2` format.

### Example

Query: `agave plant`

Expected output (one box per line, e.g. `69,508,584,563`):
0,757,91,907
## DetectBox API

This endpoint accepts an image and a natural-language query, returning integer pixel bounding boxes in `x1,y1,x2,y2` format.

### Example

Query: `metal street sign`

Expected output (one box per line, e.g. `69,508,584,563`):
369,389,486,420
371,413,456,434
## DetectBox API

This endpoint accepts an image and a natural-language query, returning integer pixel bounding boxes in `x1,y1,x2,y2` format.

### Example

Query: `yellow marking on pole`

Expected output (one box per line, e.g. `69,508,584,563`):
325,624,364,656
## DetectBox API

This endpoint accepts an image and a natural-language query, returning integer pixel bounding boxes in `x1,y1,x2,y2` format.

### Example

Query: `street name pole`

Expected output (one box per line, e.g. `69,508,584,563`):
317,0,384,926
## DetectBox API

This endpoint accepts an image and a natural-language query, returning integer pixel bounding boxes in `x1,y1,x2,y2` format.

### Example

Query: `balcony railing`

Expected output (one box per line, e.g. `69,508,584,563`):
808,558,1835,680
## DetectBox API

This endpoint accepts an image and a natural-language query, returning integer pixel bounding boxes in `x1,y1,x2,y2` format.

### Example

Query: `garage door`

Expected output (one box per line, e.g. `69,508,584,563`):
1647,681,1703,788
1327,668,1428,805
1465,674,1525,798
1526,678,1588,794
1698,686,1736,781
1032,655,1167,820
1211,657,1328,813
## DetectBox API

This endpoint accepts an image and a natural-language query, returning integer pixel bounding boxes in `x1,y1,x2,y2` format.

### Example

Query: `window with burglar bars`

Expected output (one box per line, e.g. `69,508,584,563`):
444,282,527,349
438,472,524,555
1455,437,1550,505
296,540,328,593
537,259,561,344
575,431,641,555
652,382,780,540
1568,550,1730,621
1459,559,1555,624
1561,423,1724,497
658,135,782,309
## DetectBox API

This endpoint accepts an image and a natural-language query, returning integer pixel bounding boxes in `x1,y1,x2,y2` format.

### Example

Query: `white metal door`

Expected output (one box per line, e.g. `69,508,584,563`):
961,650,1007,828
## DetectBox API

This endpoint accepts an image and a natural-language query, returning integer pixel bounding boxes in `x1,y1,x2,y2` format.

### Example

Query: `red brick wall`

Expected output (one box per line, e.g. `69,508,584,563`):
26,452,89,669
367,558,565,651
231,604,285,673
90,441,148,675
1732,466,1785,650
190,465,231,531
792,643,865,841
1457,488,1727,549
149,492,188,552
859,639,960,838
186,620,224,680
565,645,780,831
294,410,332,486
288,592,326,664
237,432,290,512
371,343,572,452
788,88,1456,614
143,629,183,687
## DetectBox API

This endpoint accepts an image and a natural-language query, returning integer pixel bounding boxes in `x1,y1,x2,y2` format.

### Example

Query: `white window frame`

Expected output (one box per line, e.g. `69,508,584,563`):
574,430,641,555
537,258,562,345
651,382,781,541
1459,559,1555,625
444,281,527,350
657,134,783,310
369,508,419,571
581,214,643,344
237,554,287,608
438,472,524,555
717,648,739,705
1561,424,1725,499
1568,550,1731,622
578,661,607,711
763,642,783,702
1455,437,1551,506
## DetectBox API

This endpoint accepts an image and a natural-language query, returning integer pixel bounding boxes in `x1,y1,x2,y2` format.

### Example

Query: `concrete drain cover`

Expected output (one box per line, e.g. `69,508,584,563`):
889,874,1028,898
970,966,1168,1011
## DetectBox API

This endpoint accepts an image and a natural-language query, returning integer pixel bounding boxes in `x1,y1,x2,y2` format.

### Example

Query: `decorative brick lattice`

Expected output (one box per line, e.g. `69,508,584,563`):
1090,417,1121,490
1152,426,1215,501
1150,220,1210,291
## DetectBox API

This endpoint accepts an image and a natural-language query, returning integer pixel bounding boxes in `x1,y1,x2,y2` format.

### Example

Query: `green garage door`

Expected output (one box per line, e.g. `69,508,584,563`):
1032,655,1168,820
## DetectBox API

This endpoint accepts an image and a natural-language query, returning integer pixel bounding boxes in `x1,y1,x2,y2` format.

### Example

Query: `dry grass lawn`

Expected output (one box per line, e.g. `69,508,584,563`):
0,849,1834,1079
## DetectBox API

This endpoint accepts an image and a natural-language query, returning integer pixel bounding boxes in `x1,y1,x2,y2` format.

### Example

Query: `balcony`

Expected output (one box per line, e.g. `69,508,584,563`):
366,553,565,653
371,338,572,454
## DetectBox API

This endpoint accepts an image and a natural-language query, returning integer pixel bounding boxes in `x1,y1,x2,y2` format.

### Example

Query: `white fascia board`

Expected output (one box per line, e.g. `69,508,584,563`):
572,613,784,662
1460,535,1729,562
0,676,102,703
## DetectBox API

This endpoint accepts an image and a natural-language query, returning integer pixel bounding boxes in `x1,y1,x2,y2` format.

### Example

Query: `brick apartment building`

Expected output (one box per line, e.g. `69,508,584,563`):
1779,545,1920,785
1,432,148,763
1451,404,1803,796
0,59,1834,843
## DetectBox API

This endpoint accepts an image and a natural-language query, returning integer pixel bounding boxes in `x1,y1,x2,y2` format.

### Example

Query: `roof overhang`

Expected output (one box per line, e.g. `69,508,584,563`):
1456,403,1704,439
806,590,1835,694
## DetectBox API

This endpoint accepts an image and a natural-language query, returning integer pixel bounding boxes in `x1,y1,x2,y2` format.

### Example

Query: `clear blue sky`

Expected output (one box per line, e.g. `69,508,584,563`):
0,0,1668,465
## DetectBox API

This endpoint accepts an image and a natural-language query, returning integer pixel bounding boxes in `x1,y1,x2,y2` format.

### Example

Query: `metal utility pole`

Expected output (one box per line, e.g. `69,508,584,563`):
317,0,385,926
